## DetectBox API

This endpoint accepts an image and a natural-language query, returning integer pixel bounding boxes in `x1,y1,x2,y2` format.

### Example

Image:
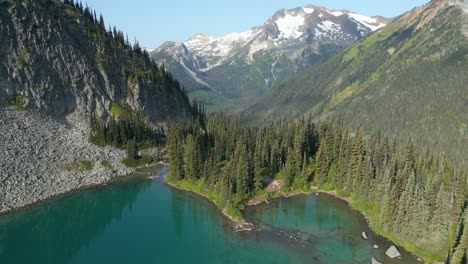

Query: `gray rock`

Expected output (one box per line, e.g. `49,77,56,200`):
385,245,401,258
0,108,135,214
371,257,382,264
362,231,368,240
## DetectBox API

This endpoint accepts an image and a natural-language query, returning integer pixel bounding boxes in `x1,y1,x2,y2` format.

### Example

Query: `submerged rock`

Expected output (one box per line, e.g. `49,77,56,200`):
362,231,368,240
372,257,382,264
385,245,401,258
234,221,255,232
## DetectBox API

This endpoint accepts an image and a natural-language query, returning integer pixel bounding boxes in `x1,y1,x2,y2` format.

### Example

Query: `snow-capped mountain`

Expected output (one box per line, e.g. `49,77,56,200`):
150,4,390,111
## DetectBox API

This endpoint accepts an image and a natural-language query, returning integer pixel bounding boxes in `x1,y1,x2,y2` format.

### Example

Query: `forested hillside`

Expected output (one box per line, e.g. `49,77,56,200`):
167,113,467,263
244,0,468,161
0,0,191,121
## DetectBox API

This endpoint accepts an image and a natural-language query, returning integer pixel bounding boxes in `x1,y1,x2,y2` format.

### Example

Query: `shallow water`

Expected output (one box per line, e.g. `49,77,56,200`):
0,166,418,263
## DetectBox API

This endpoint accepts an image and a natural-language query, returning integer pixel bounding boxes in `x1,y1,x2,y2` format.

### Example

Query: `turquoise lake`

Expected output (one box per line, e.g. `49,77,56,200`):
0,166,418,263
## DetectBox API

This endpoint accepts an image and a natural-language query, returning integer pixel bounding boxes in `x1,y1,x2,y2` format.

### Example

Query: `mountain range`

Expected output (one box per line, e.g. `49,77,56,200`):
244,0,468,160
150,5,389,111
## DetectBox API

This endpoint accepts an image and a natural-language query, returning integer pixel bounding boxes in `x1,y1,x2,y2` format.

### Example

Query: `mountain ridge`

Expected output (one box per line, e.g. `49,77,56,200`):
244,0,468,161
151,5,390,111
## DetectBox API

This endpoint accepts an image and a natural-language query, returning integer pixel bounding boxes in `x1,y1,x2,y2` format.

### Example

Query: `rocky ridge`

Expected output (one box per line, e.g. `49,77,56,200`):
0,0,191,120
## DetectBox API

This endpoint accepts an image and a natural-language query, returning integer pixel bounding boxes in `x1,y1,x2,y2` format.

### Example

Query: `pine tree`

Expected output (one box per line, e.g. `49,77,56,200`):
301,152,309,187
315,140,328,186
350,128,365,195
283,149,296,189
236,143,250,195
184,134,200,181
168,125,185,181
450,206,467,264
126,139,138,160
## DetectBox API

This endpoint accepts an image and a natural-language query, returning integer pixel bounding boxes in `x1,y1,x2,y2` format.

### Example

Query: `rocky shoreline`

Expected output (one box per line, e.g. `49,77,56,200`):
0,108,134,214
164,180,256,232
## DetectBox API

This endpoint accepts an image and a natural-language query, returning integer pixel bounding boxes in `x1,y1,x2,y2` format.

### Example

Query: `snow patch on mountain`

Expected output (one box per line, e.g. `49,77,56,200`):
330,11,345,17
185,31,255,58
276,13,305,39
348,13,386,31
318,21,341,34
303,7,315,14
184,30,256,70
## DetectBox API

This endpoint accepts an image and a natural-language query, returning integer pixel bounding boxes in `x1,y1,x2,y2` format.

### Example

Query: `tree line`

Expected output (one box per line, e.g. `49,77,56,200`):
89,111,165,149
59,0,189,91
167,113,467,263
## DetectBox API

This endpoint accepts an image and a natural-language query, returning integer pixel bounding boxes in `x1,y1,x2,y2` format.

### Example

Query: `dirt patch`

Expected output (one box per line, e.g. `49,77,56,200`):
266,180,283,192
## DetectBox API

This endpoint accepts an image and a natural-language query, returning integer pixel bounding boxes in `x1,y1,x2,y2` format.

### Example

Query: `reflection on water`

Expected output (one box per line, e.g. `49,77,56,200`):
0,166,419,264
0,178,146,264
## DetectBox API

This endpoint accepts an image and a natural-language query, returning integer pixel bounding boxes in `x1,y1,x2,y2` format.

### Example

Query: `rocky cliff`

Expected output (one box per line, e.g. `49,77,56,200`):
0,0,191,120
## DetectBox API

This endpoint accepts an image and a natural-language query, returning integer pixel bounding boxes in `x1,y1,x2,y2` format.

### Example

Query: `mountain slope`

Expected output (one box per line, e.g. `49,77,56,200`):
0,0,191,120
151,5,389,111
244,0,468,160
0,0,192,213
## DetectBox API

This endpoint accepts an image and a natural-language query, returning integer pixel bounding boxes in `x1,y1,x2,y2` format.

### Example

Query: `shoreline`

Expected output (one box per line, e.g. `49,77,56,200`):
1,164,427,262
250,186,426,263
167,179,426,263
0,179,117,217
164,180,256,231
0,165,162,217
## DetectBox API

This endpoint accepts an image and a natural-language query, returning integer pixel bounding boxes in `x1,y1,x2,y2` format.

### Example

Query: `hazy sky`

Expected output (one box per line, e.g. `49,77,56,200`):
84,0,431,48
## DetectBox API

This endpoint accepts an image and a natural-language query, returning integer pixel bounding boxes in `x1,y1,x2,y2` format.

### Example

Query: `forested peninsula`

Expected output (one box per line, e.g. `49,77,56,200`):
166,110,467,263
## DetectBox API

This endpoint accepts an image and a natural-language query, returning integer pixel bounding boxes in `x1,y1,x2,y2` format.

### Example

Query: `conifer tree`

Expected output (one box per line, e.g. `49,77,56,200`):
126,139,138,160
315,140,328,186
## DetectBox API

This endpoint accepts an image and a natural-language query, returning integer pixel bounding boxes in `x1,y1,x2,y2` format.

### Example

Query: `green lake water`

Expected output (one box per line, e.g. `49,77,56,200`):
0,166,418,263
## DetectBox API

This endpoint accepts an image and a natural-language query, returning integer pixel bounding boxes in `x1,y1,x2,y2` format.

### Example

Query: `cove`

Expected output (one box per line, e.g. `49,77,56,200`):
0,166,419,264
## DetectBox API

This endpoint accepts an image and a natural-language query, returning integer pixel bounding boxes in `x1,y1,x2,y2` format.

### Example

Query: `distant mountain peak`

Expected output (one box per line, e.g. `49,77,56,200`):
149,4,391,111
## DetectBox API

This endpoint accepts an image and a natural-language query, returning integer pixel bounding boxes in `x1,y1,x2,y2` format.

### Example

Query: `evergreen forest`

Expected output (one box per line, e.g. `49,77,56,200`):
167,113,467,263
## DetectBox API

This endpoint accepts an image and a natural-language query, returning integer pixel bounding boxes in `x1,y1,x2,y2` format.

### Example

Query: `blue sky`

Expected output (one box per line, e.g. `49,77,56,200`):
84,0,430,48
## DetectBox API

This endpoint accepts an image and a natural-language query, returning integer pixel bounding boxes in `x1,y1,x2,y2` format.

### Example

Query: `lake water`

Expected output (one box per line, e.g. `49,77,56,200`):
0,166,418,263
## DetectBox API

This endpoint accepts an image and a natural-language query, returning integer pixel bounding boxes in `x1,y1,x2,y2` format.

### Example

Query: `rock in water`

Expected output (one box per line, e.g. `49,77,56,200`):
372,257,382,264
385,245,401,258
373,244,379,249
362,231,368,240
